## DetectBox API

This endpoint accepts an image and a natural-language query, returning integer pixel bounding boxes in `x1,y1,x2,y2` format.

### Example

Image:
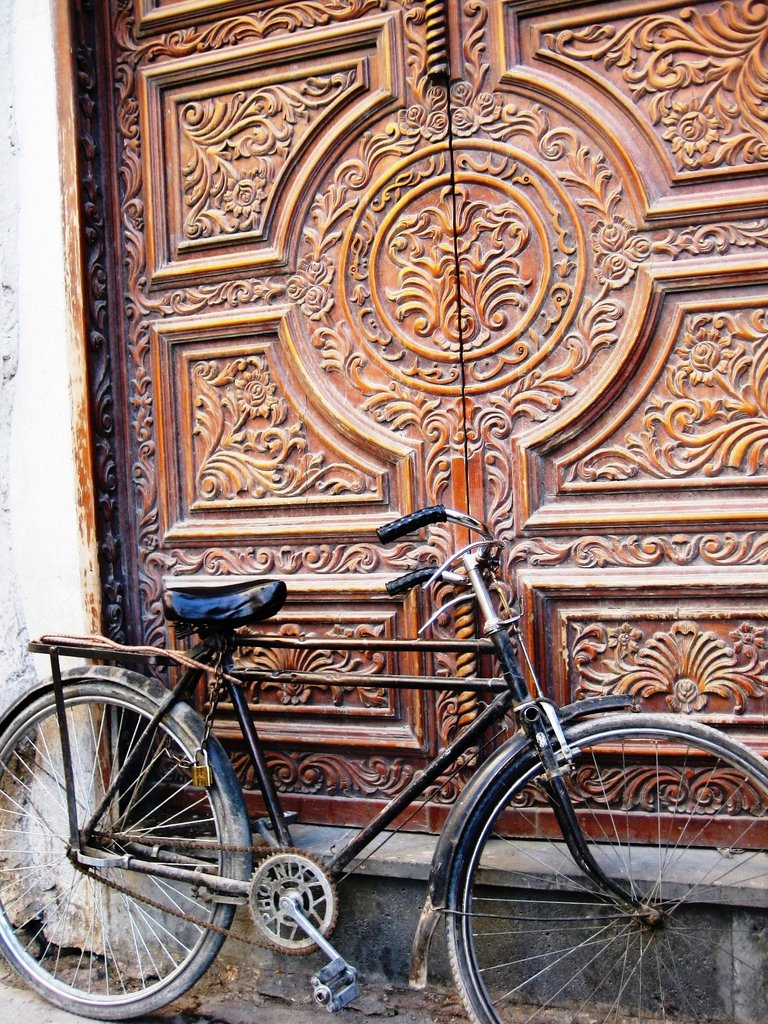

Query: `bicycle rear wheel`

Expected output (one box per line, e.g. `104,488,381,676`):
0,667,253,1019
447,713,768,1024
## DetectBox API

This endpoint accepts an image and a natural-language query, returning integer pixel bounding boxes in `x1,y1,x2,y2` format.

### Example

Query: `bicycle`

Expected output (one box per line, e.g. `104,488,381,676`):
1,505,768,1023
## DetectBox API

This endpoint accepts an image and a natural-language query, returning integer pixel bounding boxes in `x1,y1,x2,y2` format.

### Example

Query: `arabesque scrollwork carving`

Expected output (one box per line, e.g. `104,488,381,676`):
511,531,768,568
571,308,768,482
181,71,355,241
543,0,768,171
192,353,377,503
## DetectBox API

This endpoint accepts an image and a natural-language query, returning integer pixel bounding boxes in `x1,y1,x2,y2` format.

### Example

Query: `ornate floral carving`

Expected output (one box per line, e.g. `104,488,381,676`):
573,761,768,815
181,72,354,241
387,184,532,352
238,623,388,709
191,353,376,503
287,254,336,321
234,750,417,797
85,0,768,822
511,531,768,568
591,216,651,289
653,220,768,259
571,309,768,482
126,1,387,60
543,1,768,171
73,5,127,641
571,619,768,713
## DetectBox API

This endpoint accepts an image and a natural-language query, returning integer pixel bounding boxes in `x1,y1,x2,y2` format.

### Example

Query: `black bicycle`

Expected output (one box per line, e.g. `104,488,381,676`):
1,506,767,1023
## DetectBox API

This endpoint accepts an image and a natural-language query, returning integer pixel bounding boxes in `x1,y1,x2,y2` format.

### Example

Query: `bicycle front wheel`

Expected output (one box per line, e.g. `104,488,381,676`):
447,713,768,1024
0,667,253,1019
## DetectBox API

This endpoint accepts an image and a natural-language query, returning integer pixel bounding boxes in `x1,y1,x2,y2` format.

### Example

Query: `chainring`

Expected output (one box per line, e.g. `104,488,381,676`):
248,849,337,955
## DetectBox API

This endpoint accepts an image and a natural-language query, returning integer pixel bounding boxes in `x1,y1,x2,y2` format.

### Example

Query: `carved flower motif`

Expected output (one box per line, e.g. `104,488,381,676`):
231,356,276,421
223,172,268,229
287,255,335,320
591,216,651,289
731,623,767,656
607,622,643,658
574,620,768,714
667,677,708,714
676,323,736,385
449,83,502,137
395,101,448,142
662,98,724,169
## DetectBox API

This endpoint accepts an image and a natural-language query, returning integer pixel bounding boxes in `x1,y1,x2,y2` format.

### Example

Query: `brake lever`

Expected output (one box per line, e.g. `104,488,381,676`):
418,591,476,636
422,539,503,591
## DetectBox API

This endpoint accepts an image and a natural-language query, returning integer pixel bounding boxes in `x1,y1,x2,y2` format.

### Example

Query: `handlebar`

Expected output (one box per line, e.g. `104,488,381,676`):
378,506,496,596
376,505,448,544
385,566,437,597
377,505,493,545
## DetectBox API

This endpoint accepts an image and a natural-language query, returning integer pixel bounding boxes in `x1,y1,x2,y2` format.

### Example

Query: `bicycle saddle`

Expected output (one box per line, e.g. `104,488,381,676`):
162,579,287,628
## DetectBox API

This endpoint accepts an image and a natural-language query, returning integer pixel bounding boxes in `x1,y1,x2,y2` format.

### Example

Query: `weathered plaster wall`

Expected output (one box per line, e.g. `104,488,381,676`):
1,0,90,709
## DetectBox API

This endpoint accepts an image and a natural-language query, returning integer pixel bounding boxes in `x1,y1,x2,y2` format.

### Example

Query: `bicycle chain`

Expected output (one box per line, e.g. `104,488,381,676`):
81,841,336,955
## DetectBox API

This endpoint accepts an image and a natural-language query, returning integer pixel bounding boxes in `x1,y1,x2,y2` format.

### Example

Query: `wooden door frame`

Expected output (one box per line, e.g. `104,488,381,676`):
53,0,102,634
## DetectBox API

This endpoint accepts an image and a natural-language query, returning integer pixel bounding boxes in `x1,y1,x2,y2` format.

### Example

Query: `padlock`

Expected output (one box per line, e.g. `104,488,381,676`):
191,748,213,788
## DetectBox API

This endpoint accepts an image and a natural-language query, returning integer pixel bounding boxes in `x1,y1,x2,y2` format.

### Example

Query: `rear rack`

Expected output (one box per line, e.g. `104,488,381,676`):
29,633,506,695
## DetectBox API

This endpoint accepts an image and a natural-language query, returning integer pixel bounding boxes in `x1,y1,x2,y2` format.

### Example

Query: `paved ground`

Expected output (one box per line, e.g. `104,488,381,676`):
0,959,470,1024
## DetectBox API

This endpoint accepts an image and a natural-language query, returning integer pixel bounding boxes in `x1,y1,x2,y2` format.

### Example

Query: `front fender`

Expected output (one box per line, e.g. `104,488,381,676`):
427,694,633,908
408,694,634,990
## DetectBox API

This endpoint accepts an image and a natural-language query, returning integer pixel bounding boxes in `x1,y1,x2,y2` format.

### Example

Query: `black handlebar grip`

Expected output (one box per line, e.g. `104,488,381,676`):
385,566,436,597
377,505,447,544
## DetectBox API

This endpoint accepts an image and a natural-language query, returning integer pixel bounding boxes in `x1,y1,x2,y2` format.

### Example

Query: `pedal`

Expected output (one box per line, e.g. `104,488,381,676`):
312,958,360,1013
278,894,361,1013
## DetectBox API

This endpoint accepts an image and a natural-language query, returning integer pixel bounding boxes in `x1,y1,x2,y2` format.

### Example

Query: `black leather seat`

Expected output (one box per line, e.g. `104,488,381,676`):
162,579,287,628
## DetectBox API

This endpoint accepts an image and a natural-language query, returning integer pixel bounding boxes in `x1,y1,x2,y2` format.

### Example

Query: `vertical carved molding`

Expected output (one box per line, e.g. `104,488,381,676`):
72,0,128,641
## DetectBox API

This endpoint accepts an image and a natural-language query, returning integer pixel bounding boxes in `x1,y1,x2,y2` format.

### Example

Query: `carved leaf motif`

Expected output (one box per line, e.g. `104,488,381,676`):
653,220,768,260
572,309,768,482
233,750,416,797
572,763,768,815
543,1,768,170
510,532,768,568
386,184,532,351
180,72,354,241
191,353,376,502
571,619,768,713
135,1,389,60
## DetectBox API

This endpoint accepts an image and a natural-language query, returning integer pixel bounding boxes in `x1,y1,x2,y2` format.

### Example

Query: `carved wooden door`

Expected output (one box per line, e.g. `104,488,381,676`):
78,0,768,829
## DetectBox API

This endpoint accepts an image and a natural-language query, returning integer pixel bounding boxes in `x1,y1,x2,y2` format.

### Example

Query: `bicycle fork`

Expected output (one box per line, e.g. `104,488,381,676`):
520,699,660,923
470,550,658,923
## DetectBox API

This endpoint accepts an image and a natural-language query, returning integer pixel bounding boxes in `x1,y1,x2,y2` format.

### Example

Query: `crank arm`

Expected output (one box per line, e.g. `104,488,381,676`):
279,895,361,1012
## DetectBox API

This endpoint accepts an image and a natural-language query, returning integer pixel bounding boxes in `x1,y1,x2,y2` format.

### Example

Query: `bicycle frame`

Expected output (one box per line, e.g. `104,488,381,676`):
31,632,514,900
30,526,635,912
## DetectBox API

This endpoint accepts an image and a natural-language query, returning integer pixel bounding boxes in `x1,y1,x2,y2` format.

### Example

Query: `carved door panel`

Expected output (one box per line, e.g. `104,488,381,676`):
452,0,768,758
80,0,478,828
78,0,768,830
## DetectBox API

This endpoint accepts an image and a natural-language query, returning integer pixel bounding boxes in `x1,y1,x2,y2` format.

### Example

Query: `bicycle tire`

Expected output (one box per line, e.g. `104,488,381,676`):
446,712,768,1024
0,666,253,1019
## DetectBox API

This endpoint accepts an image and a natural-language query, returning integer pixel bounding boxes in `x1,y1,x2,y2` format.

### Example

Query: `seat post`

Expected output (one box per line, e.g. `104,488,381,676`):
222,644,293,848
